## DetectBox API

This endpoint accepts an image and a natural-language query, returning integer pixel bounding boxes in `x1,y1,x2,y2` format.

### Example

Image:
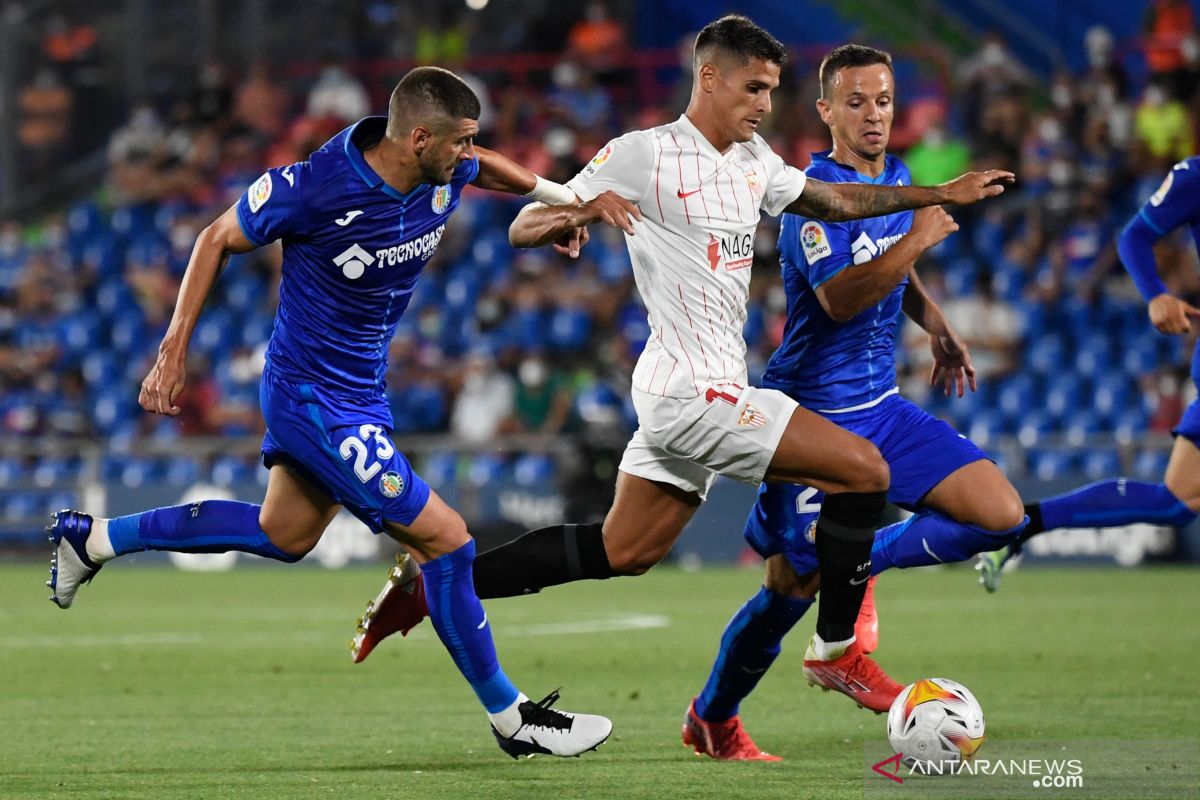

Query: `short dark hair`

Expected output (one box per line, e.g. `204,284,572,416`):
694,15,787,71
387,66,480,137
819,44,894,98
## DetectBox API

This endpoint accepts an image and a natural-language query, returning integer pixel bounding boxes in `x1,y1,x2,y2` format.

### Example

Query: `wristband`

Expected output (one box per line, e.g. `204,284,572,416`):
525,176,578,206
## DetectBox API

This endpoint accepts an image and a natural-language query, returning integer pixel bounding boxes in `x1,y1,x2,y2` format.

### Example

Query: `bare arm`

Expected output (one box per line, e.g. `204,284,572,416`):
816,207,957,322
784,170,1015,222
901,267,949,335
509,190,642,248
902,267,977,396
472,145,537,194
139,204,255,415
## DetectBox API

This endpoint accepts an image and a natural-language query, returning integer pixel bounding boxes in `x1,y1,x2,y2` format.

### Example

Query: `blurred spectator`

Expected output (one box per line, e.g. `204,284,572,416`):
450,352,515,443
1142,0,1199,95
1133,81,1195,169
306,63,371,124
935,271,1022,380
234,60,290,140
566,1,626,77
18,69,73,174
504,355,573,434
904,118,971,186
957,32,1032,144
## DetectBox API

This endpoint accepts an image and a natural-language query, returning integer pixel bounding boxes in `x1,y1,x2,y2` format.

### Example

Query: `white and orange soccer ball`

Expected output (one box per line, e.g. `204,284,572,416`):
886,678,986,769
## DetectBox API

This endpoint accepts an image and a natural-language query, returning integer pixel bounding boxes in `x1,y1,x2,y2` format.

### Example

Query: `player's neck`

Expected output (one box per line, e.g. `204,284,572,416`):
830,142,885,179
683,109,735,154
363,139,424,195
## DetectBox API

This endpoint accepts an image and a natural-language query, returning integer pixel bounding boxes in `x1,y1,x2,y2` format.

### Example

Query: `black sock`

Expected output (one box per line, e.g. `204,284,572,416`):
815,491,887,644
472,523,613,599
1018,502,1044,544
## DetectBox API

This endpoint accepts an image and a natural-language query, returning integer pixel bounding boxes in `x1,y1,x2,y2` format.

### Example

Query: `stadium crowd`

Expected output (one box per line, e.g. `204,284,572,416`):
2,2,1198,502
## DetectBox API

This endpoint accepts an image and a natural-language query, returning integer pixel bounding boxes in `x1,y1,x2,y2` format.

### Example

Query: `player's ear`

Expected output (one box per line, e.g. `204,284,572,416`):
816,97,832,125
410,125,431,155
697,61,718,94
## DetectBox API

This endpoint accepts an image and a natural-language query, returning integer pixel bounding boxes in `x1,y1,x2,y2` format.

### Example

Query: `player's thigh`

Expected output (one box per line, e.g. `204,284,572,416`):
1164,435,1200,510
602,469,701,575
383,488,470,563
766,405,888,494
920,459,1025,531
259,463,341,553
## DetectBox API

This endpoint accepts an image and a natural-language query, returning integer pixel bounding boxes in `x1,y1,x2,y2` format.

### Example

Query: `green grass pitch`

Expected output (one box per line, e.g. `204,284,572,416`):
1,562,1197,799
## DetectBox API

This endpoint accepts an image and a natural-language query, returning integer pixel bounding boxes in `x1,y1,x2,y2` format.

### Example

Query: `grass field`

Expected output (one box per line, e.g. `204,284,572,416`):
1,562,1197,799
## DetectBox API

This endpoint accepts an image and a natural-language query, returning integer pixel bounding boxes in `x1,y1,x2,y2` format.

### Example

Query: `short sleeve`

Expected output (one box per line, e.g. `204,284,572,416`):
235,163,308,246
566,132,656,205
1139,160,1200,236
779,213,856,289
758,145,807,217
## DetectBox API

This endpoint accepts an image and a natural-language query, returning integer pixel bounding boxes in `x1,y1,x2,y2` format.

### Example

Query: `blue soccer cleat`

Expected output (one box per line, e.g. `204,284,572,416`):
491,690,612,759
47,510,101,609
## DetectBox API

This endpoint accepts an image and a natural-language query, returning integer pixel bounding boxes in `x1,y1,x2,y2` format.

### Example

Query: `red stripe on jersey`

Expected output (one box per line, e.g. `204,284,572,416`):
668,131,691,225
661,361,676,396
726,171,742,221
701,285,726,380
671,320,700,394
690,136,711,222
654,134,665,223
678,283,709,373
644,355,662,395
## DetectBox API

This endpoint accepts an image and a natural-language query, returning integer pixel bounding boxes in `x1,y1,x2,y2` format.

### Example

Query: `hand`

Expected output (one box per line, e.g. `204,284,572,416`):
910,206,959,250
552,225,590,258
573,190,642,235
1148,293,1200,335
938,170,1016,205
139,351,186,416
929,329,977,398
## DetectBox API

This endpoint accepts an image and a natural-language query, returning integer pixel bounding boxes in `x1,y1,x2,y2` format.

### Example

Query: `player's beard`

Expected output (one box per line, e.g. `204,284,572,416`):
418,151,455,186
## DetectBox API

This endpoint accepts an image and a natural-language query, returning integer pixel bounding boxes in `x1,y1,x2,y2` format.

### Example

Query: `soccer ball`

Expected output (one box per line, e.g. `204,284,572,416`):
886,678,985,769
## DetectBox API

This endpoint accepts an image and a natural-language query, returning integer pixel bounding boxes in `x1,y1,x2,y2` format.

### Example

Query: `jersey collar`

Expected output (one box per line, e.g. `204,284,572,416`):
810,149,894,184
343,116,424,202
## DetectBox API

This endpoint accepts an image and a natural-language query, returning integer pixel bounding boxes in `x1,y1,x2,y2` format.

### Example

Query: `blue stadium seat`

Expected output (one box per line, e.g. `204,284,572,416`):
1016,409,1059,447
210,456,253,487
164,458,200,487
1026,334,1066,376
1029,449,1077,481
1082,448,1121,480
1044,377,1084,421
1133,448,1170,480
1072,334,1110,379
966,410,1008,447
422,451,459,488
1092,374,1133,420
467,454,507,487
548,306,592,352
513,453,556,487
32,457,81,489
1063,409,1108,444
0,458,22,488
1113,408,1150,441
997,374,1040,421
2,494,41,521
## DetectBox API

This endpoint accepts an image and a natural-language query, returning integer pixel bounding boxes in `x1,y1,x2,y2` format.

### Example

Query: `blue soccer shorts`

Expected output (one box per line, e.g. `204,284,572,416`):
259,368,430,533
743,392,989,576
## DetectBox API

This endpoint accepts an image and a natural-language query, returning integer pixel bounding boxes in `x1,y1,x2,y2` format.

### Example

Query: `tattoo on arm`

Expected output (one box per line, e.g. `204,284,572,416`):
788,179,943,221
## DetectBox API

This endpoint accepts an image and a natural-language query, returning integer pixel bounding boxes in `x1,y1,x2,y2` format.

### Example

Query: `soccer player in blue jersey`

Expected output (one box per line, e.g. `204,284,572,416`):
977,155,1200,591
46,66,612,759
678,45,1029,760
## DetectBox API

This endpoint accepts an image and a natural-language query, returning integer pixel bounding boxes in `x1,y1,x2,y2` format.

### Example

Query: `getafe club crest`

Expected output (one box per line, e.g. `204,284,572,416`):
431,185,452,214
379,471,405,498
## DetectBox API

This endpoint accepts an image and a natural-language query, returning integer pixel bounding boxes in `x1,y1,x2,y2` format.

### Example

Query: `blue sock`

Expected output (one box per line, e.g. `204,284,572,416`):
106,501,302,562
694,587,813,722
870,511,1027,573
420,539,520,714
1039,479,1198,531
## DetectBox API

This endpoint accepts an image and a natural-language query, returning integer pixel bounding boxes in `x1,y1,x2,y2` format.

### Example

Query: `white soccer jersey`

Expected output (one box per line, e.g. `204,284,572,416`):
567,114,806,399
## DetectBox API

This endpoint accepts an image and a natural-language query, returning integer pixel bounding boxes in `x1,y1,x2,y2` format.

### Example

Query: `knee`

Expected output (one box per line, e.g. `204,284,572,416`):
977,485,1027,532
258,508,323,559
843,442,889,495
603,527,671,576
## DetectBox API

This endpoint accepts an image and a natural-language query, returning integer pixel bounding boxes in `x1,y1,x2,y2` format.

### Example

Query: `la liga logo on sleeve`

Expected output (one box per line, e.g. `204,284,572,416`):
801,221,831,264
248,172,273,213
583,144,614,176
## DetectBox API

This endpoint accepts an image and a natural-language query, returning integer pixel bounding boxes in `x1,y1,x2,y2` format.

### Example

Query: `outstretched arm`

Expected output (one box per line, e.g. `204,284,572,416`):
509,191,642,249
140,204,255,416
785,170,1015,222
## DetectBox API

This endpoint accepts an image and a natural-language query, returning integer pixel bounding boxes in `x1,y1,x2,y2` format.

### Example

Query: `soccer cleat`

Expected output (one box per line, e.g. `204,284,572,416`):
802,638,903,713
491,690,613,759
681,699,781,761
855,575,879,654
47,510,101,609
351,553,427,663
975,545,1020,593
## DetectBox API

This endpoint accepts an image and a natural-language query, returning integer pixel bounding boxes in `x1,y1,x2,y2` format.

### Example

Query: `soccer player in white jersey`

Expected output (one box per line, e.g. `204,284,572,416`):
350,16,1013,713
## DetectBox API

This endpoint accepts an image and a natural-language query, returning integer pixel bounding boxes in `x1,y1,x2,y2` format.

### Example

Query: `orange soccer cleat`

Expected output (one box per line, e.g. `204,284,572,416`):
854,575,879,654
802,638,902,713
351,553,428,663
681,700,782,762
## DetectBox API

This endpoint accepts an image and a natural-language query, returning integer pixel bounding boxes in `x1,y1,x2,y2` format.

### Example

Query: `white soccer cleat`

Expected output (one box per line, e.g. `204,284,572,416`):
491,690,613,759
47,510,102,609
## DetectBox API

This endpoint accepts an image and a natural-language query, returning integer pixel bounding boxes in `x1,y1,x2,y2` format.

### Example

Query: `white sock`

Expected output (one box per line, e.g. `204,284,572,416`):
810,632,855,661
487,692,529,738
84,518,115,563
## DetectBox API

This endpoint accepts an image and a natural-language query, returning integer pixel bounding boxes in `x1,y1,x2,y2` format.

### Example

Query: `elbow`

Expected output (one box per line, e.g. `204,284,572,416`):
508,223,533,249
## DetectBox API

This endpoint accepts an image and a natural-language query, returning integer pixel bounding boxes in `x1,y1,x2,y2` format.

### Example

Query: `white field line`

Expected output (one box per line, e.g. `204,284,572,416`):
2,614,670,648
